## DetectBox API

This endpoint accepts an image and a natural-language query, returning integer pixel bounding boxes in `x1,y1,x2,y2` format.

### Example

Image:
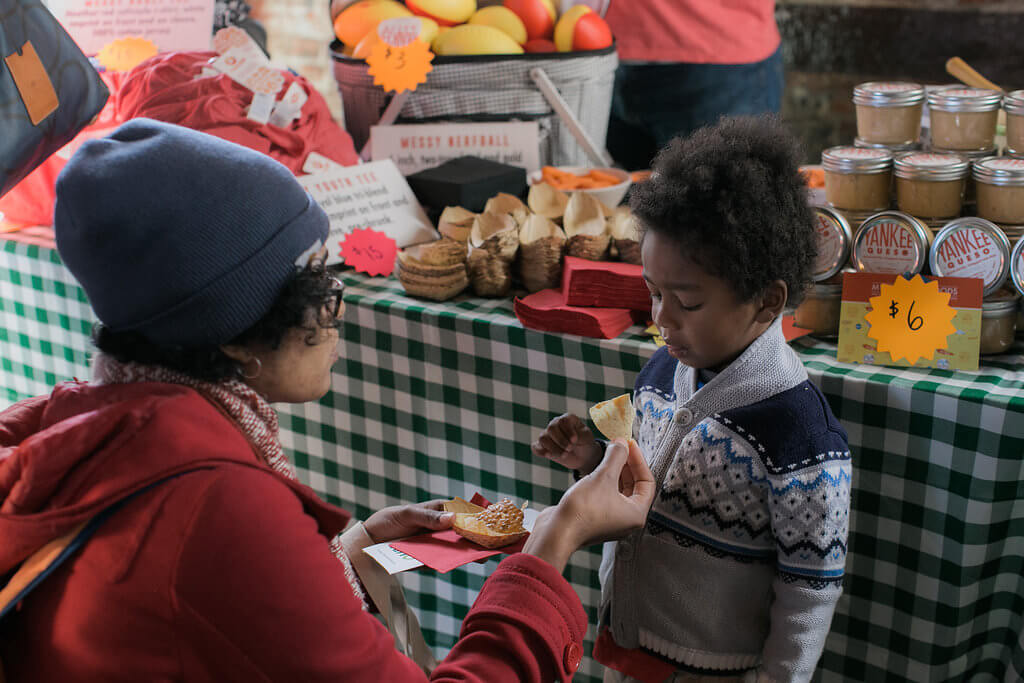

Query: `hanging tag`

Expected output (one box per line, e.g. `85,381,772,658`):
247,92,275,124
5,41,58,125
268,81,308,127
211,47,284,95
213,26,258,55
302,152,344,174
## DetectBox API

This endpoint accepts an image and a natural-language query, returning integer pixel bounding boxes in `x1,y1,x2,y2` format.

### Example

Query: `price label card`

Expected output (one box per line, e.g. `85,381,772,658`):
837,272,983,371
297,158,438,265
339,228,398,276
365,18,434,93
370,121,541,175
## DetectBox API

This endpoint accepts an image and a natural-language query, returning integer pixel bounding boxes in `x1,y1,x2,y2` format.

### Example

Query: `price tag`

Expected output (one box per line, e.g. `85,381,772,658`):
211,46,284,95
365,18,434,93
863,274,957,365
339,228,399,277
96,36,158,72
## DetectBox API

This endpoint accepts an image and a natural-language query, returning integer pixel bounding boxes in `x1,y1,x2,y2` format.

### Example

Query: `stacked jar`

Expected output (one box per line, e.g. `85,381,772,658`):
927,87,1003,153
822,146,893,231
1011,238,1024,336
794,207,853,338
1004,90,1024,158
973,157,1024,252
894,152,969,232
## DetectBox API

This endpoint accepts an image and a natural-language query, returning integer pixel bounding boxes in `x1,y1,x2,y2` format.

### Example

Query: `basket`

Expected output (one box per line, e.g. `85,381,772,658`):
331,42,619,168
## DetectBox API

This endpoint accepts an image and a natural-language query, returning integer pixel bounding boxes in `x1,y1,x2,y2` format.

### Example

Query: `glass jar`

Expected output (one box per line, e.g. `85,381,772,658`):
929,217,1011,296
894,152,968,219
974,157,1024,225
853,138,919,154
852,211,932,274
812,207,853,281
822,146,893,212
927,87,1003,151
1011,234,1024,297
1005,90,1024,156
794,282,843,338
853,82,925,145
962,148,998,208
980,290,1019,355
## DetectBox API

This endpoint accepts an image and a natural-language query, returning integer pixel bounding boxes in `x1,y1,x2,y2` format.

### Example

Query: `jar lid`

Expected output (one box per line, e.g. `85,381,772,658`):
821,146,893,174
927,87,1003,112
811,207,853,281
893,152,969,181
973,156,1024,186
929,217,1011,296
935,146,999,161
852,211,931,275
982,288,1020,313
853,82,925,107
1004,90,1024,115
853,137,920,152
1011,237,1024,297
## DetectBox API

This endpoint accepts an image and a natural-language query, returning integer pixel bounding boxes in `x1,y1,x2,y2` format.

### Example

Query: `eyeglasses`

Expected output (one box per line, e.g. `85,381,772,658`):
322,276,345,321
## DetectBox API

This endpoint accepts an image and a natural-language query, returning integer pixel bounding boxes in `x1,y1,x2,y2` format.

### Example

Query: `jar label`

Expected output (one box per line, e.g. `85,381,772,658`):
934,227,1004,287
983,158,1024,171
832,147,890,160
867,82,919,93
942,88,995,99
903,153,962,167
856,221,921,273
814,214,845,276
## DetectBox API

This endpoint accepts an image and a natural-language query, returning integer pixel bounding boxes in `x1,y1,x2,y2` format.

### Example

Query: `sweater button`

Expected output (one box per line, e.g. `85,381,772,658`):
563,642,583,672
674,408,693,426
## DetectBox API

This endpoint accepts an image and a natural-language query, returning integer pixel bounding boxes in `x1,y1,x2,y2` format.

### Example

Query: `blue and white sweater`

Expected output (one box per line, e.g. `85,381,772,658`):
598,319,852,683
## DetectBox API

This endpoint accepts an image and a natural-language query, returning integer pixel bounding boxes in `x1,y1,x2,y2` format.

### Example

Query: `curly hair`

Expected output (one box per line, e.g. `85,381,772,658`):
93,258,342,382
629,115,817,306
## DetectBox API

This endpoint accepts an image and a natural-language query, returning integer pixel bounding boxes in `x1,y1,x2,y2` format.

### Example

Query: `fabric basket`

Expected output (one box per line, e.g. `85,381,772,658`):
331,42,618,168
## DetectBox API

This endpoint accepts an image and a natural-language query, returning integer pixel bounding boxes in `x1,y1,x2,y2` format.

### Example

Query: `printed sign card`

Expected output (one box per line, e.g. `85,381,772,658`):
44,0,214,56
297,159,437,265
370,122,541,175
836,272,983,371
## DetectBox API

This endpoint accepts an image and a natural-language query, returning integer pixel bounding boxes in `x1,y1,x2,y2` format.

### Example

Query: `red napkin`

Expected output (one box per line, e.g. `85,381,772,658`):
561,257,651,312
389,494,527,573
514,288,636,339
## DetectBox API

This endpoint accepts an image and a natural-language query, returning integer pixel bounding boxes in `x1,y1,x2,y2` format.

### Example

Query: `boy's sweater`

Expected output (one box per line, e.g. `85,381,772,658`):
598,319,852,682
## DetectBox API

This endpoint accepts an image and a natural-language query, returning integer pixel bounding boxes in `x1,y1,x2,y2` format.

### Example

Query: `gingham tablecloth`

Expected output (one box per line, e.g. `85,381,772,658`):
2,238,1023,683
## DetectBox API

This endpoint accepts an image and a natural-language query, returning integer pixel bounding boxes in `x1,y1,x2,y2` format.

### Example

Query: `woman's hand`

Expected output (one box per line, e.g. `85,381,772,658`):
531,413,603,474
363,500,454,543
523,439,655,572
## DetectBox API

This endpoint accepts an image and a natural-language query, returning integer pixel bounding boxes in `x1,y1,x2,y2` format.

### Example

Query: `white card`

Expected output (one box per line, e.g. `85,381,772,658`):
370,122,541,176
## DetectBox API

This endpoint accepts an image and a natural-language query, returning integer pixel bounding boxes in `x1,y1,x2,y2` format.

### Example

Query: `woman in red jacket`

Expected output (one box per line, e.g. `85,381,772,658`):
0,119,654,682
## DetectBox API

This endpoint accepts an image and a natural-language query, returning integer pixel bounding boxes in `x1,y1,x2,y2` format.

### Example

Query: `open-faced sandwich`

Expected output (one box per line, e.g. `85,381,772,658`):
447,497,529,549
589,393,634,441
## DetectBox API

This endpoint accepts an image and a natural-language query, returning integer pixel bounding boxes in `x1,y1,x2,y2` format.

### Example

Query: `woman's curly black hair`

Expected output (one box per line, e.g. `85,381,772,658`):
93,257,342,382
630,115,817,306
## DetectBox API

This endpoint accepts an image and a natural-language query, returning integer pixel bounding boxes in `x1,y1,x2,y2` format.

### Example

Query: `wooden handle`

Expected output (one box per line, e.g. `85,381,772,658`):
945,56,1003,92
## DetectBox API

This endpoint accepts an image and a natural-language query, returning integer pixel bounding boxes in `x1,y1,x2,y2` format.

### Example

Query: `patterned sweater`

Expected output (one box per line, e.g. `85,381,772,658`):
598,319,852,682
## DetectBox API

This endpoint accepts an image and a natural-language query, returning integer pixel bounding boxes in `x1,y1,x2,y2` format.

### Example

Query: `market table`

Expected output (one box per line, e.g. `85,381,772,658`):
2,237,1023,683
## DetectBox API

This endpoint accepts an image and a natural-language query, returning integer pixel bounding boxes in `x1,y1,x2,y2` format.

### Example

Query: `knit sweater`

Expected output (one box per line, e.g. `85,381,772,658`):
598,319,851,682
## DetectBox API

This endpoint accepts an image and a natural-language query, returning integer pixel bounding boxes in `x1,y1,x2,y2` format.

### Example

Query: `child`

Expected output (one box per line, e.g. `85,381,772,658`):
533,115,852,683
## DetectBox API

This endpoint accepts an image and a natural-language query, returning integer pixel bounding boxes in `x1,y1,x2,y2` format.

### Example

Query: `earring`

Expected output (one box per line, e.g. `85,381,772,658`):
242,357,262,379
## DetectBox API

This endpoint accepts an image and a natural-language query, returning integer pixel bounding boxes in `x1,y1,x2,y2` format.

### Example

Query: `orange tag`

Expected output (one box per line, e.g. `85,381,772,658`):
864,274,957,365
5,41,58,125
366,18,433,94
338,228,398,276
96,36,158,72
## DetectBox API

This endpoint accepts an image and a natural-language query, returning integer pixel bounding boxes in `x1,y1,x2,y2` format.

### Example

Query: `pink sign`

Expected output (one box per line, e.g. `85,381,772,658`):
45,0,214,56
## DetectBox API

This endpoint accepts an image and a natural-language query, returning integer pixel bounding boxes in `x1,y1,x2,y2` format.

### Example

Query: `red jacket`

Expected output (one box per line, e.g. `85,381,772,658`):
0,382,586,682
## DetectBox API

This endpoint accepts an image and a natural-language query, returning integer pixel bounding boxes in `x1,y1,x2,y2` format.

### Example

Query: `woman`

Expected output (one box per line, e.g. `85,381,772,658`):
0,119,654,682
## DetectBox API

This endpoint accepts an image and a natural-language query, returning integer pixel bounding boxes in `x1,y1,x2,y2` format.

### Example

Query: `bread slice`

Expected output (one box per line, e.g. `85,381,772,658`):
589,393,634,440
451,499,528,549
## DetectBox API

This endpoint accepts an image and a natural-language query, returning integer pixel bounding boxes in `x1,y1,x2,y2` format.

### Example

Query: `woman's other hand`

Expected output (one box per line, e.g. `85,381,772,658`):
531,413,603,474
363,500,453,543
523,439,654,572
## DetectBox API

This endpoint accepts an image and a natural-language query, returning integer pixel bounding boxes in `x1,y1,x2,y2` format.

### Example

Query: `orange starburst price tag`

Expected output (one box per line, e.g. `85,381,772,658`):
864,274,957,365
96,37,158,72
366,18,434,93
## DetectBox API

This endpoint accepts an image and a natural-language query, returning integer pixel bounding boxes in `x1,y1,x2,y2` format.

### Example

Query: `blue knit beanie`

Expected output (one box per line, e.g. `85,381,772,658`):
54,119,329,347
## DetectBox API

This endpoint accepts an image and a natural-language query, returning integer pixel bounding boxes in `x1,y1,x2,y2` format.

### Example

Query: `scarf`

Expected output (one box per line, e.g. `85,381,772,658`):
91,352,368,607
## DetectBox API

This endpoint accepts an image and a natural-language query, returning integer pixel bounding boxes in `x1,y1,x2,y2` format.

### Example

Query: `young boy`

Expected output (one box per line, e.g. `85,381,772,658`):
533,116,852,683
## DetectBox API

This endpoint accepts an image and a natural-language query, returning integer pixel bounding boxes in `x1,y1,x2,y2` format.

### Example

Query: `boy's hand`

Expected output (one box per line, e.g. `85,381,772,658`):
531,413,603,475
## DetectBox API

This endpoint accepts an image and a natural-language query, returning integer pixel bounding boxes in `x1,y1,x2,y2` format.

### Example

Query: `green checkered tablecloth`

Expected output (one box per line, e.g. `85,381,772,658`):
3,237,1024,682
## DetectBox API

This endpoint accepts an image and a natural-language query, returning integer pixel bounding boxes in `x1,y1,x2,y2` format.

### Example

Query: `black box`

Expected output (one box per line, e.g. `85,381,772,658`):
405,156,528,213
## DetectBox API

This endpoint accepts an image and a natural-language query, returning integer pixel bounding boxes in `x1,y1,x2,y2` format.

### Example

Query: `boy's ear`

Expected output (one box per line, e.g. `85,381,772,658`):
756,280,788,323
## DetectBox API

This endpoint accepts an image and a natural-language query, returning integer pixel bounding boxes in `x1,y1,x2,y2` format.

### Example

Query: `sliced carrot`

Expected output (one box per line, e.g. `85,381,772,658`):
587,169,621,186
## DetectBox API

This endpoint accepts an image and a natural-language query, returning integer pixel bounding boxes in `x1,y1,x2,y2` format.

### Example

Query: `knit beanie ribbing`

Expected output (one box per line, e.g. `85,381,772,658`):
54,118,329,347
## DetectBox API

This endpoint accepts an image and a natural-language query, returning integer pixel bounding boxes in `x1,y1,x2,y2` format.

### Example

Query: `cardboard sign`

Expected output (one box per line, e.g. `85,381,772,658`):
44,0,215,56
297,159,437,265
370,122,541,175
837,272,982,371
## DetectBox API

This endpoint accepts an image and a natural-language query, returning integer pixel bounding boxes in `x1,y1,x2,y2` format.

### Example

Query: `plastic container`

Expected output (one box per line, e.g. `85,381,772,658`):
811,206,853,281
927,87,1002,151
852,211,932,274
929,217,1011,296
822,146,893,212
1004,90,1024,156
980,289,1019,355
893,152,968,219
853,82,925,145
974,157,1024,225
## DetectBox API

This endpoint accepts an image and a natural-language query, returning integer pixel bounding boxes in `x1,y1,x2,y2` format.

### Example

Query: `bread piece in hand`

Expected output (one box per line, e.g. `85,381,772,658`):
589,393,634,441
452,498,529,549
